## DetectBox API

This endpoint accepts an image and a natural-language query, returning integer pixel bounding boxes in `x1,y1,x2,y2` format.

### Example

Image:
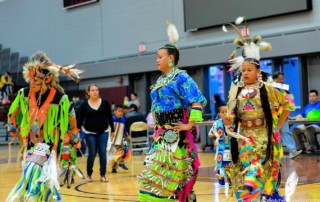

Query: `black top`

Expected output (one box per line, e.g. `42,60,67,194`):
77,99,114,134
23,87,64,105
124,111,147,131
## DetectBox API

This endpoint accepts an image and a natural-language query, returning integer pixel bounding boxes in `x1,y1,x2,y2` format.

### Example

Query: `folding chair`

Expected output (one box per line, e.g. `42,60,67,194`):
129,122,149,153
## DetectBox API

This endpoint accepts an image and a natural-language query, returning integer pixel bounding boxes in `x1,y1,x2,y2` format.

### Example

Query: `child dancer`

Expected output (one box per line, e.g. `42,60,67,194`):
209,105,234,186
59,129,85,188
111,105,131,173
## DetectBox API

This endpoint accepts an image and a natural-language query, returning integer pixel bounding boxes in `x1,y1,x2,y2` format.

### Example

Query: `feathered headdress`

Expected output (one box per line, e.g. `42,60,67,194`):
23,51,83,91
223,16,272,75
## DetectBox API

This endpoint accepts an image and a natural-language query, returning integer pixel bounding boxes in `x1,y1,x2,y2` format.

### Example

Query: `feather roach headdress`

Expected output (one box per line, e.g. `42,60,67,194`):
23,51,83,92
223,16,272,76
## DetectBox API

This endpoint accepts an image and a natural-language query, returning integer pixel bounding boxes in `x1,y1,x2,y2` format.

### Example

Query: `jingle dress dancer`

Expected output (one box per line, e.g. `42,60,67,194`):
6,51,82,202
223,18,295,201
138,44,207,202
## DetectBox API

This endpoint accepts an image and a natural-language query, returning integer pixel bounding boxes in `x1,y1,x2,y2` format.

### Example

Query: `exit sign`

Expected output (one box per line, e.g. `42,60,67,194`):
139,44,146,52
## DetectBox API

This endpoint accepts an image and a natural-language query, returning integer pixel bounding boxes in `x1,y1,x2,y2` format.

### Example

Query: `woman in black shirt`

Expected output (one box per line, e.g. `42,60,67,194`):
77,84,114,182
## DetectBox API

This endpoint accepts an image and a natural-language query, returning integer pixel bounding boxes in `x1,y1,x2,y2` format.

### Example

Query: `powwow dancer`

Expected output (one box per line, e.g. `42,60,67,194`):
59,128,85,188
6,51,82,201
222,17,295,201
209,105,234,186
110,105,131,173
138,21,207,202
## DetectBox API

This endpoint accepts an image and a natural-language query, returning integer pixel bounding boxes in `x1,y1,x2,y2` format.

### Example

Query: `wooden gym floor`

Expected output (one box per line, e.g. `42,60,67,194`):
0,145,319,202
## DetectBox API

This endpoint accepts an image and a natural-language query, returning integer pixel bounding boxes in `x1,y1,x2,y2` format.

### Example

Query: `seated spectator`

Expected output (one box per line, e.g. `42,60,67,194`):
273,72,302,159
146,111,155,145
125,104,147,137
0,71,13,103
123,105,129,116
292,89,320,153
146,112,154,134
127,93,141,109
1,71,14,99
123,96,129,106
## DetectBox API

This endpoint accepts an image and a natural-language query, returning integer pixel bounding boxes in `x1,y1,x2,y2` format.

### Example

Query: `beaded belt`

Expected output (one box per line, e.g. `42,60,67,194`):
241,117,266,129
153,108,186,126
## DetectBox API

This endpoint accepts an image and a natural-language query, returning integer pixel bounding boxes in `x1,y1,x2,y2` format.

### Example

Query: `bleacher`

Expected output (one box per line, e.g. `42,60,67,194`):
0,44,29,145
0,43,29,89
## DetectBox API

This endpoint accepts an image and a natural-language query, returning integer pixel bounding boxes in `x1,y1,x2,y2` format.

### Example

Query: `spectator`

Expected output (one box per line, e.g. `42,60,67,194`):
146,111,155,144
123,96,129,106
273,72,302,158
122,105,129,116
1,71,14,101
111,101,115,111
292,89,320,153
128,93,141,109
77,84,115,182
124,104,146,131
146,112,155,133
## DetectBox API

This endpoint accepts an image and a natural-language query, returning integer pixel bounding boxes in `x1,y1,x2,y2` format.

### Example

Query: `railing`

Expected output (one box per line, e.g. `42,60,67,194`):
288,119,320,126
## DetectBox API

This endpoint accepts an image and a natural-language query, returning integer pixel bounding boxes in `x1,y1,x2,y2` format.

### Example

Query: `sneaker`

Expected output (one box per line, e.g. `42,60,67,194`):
112,168,117,173
119,163,128,170
289,150,302,159
100,176,109,182
87,175,93,182
218,178,225,186
306,150,314,154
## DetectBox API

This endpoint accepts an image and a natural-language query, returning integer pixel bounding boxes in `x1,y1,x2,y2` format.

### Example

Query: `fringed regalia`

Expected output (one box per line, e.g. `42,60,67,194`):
6,51,82,202
227,83,295,201
210,119,234,183
110,116,131,170
59,129,85,189
222,17,295,201
138,68,207,202
7,88,69,202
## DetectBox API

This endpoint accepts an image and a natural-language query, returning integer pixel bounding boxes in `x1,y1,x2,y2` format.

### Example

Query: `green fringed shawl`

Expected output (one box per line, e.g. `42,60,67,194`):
8,88,70,144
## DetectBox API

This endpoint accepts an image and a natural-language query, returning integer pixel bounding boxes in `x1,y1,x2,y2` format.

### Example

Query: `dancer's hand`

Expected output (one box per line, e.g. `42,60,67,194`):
223,115,233,126
172,122,194,133
74,141,81,149
9,131,17,137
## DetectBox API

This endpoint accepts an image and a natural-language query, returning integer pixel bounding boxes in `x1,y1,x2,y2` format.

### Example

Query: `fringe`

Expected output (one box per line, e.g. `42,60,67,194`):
6,150,61,202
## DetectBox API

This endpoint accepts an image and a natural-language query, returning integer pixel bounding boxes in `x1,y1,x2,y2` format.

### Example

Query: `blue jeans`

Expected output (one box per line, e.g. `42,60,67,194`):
77,129,87,156
85,132,109,176
280,119,298,153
